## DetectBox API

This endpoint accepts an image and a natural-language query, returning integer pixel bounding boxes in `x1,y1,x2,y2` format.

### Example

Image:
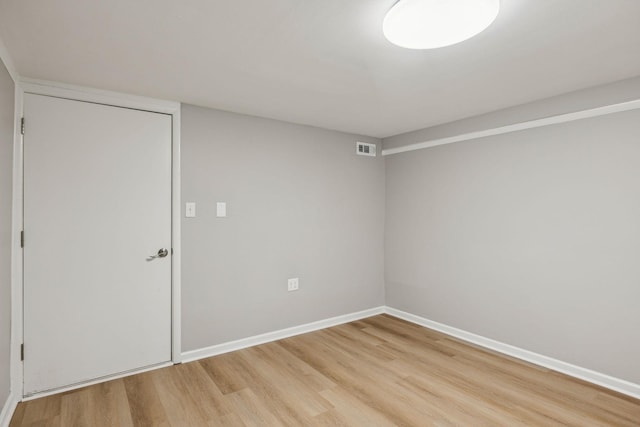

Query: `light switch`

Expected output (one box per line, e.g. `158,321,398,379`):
185,202,196,218
216,202,227,217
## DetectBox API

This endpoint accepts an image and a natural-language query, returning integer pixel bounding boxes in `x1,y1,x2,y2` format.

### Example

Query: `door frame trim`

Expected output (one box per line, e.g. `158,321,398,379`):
15,78,182,398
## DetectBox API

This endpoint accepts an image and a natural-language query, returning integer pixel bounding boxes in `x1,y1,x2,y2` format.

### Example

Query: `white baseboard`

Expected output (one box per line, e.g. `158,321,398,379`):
0,392,19,427
384,307,640,400
181,306,386,363
11,305,639,406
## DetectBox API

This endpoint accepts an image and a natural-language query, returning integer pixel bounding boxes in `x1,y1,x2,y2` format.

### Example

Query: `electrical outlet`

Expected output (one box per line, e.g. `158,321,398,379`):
287,278,299,292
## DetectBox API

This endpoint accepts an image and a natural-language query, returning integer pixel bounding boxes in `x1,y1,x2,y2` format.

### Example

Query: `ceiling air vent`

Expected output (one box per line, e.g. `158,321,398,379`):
356,142,376,157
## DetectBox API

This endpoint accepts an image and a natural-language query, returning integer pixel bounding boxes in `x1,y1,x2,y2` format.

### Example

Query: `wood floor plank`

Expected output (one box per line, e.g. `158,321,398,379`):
225,388,284,426
281,333,465,425
15,416,62,427
206,412,246,427
171,361,233,422
10,393,61,426
240,346,333,417
361,324,584,423
60,387,91,427
123,370,170,427
7,402,26,427
231,350,317,425
318,387,396,426
199,353,250,395
86,380,134,427
151,365,210,426
257,342,336,392
311,408,353,426
10,314,640,426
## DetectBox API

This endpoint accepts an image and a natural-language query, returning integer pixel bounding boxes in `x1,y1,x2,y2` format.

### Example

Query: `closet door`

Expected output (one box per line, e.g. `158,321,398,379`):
23,93,172,395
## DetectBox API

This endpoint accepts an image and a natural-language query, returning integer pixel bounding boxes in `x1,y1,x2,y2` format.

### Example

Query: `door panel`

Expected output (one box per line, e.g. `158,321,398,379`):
23,94,172,394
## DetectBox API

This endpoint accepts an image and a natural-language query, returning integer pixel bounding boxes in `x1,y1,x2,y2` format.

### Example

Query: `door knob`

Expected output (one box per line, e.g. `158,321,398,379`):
147,248,169,260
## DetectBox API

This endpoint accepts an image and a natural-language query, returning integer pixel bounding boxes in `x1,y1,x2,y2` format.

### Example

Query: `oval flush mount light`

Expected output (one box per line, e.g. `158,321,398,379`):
383,0,500,49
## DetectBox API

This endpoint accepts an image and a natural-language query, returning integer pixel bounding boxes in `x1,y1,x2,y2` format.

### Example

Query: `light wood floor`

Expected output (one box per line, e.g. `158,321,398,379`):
10,314,640,426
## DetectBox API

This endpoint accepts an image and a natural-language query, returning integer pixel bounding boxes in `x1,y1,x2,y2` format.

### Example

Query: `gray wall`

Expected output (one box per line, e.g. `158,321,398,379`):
384,79,640,383
0,58,14,406
181,105,385,351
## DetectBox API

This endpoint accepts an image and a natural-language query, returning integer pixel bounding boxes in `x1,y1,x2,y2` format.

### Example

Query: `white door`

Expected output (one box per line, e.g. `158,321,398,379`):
23,94,172,395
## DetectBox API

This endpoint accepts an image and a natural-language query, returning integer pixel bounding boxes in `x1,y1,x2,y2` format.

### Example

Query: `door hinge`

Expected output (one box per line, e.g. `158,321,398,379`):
21,117,25,135
21,231,24,248
21,344,24,361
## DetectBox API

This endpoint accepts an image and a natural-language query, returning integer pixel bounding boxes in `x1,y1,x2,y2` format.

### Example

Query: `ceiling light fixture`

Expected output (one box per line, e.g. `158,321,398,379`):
383,0,500,49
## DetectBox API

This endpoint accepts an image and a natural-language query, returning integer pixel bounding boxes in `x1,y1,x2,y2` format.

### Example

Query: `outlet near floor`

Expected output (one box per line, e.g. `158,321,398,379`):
287,278,299,291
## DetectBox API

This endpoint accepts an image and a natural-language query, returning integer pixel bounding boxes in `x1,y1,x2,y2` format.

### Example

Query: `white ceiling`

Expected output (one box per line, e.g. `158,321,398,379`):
1,0,639,138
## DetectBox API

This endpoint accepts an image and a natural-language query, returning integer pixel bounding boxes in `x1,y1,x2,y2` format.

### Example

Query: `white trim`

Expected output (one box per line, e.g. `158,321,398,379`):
182,305,640,399
22,362,173,401
171,106,182,363
16,80,182,396
384,307,640,400
10,82,24,401
181,307,386,363
0,392,19,427
382,99,640,156
19,78,179,115
0,37,18,83
6,302,640,402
